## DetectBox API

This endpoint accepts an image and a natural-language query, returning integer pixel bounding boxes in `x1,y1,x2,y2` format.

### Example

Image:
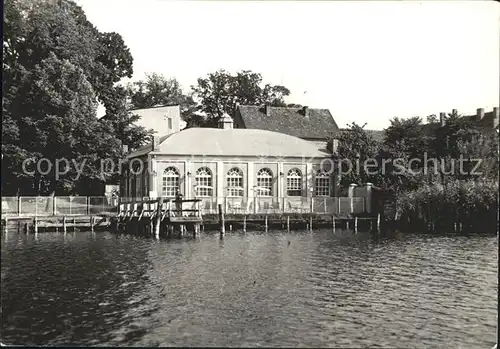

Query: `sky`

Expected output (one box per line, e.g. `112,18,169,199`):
76,0,499,130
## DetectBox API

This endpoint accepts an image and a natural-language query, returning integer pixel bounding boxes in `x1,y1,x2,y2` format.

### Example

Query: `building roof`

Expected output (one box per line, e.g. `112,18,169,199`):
127,103,181,112
235,105,339,140
462,110,499,129
128,128,331,158
418,109,499,136
219,113,233,122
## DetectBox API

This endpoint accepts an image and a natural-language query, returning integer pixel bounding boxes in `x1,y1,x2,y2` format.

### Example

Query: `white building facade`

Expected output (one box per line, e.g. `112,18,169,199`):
122,115,336,211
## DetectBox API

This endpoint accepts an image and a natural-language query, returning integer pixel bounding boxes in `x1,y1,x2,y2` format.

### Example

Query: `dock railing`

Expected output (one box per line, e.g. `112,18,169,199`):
118,196,366,216
2,196,367,217
117,198,203,220
1,196,119,216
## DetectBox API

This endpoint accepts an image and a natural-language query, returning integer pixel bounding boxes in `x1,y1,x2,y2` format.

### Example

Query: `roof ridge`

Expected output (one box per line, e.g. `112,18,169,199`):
238,104,327,111
128,104,180,112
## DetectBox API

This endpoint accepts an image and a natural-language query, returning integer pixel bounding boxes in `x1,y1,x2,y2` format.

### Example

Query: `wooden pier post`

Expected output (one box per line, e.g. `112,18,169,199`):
265,215,268,232
286,216,290,231
34,217,38,235
354,217,358,233
243,216,247,232
218,204,225,237
4,217,8,234
332,215,335,232
347,219,350,231
73,218,76,233
377,213,381,231
229,224,233,232
154,197,164,239
63,216,67,234
90,216,94,233
309,216,313,232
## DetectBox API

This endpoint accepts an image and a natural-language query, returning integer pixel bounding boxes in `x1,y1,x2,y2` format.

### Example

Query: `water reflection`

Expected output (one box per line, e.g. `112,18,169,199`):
1,230,497,348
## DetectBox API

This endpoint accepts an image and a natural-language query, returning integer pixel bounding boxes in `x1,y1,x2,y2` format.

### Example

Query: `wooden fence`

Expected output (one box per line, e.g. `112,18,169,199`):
1,196,119,216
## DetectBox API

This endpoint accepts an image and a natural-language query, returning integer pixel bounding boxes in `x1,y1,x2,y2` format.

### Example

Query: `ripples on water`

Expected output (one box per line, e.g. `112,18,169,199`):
1,229,497,348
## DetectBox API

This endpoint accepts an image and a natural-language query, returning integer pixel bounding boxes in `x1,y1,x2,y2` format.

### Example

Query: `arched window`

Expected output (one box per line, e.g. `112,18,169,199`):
227,167,243,197
315,169,330,196
195,167,213,197
130,174,137,198
286,168,302,197
162,167,180,197
256,168,273,196
142,171,148,197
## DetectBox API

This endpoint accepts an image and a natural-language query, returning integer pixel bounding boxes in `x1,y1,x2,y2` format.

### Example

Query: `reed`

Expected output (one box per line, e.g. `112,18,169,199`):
395,179,498,233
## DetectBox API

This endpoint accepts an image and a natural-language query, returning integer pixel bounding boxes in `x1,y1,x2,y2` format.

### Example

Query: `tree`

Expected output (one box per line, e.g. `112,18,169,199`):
10,53,123,194
191,69,291,126
377,116,433,192
426,114,438,124
383,116,430,163
126,73,200,128
430,113,499,181
101,85,153,152
380,110,498,226
333,122,381,189
2,0,139,195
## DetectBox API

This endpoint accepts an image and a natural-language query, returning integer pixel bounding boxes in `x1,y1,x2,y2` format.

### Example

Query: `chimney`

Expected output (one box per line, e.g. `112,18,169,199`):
327,139,339,153
452,109,458,117
302,106,309,117
439,112,446,127
476,108,484,121
493,107,499,128
152,136,160,151
264,104,271,116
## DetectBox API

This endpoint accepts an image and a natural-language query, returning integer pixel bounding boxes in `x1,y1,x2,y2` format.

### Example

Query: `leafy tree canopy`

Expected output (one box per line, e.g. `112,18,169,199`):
191,69,291,126
333,122,380,189
2,0,139,195
125,73,200,128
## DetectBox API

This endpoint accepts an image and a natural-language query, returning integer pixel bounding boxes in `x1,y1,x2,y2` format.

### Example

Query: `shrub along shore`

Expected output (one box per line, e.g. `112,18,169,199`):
394,179,498,234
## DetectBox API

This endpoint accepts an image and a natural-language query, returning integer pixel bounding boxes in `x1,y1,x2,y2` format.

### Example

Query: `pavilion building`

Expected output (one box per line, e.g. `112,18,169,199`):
122,112,338,211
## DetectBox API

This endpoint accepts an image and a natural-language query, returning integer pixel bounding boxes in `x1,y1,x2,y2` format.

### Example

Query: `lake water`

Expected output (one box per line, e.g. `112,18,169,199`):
1,229,497,348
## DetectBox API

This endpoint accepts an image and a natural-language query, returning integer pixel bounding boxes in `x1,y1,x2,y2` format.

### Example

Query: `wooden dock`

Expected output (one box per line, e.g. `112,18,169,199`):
2,197,383,238
115,198,382,238
115,197,203,238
